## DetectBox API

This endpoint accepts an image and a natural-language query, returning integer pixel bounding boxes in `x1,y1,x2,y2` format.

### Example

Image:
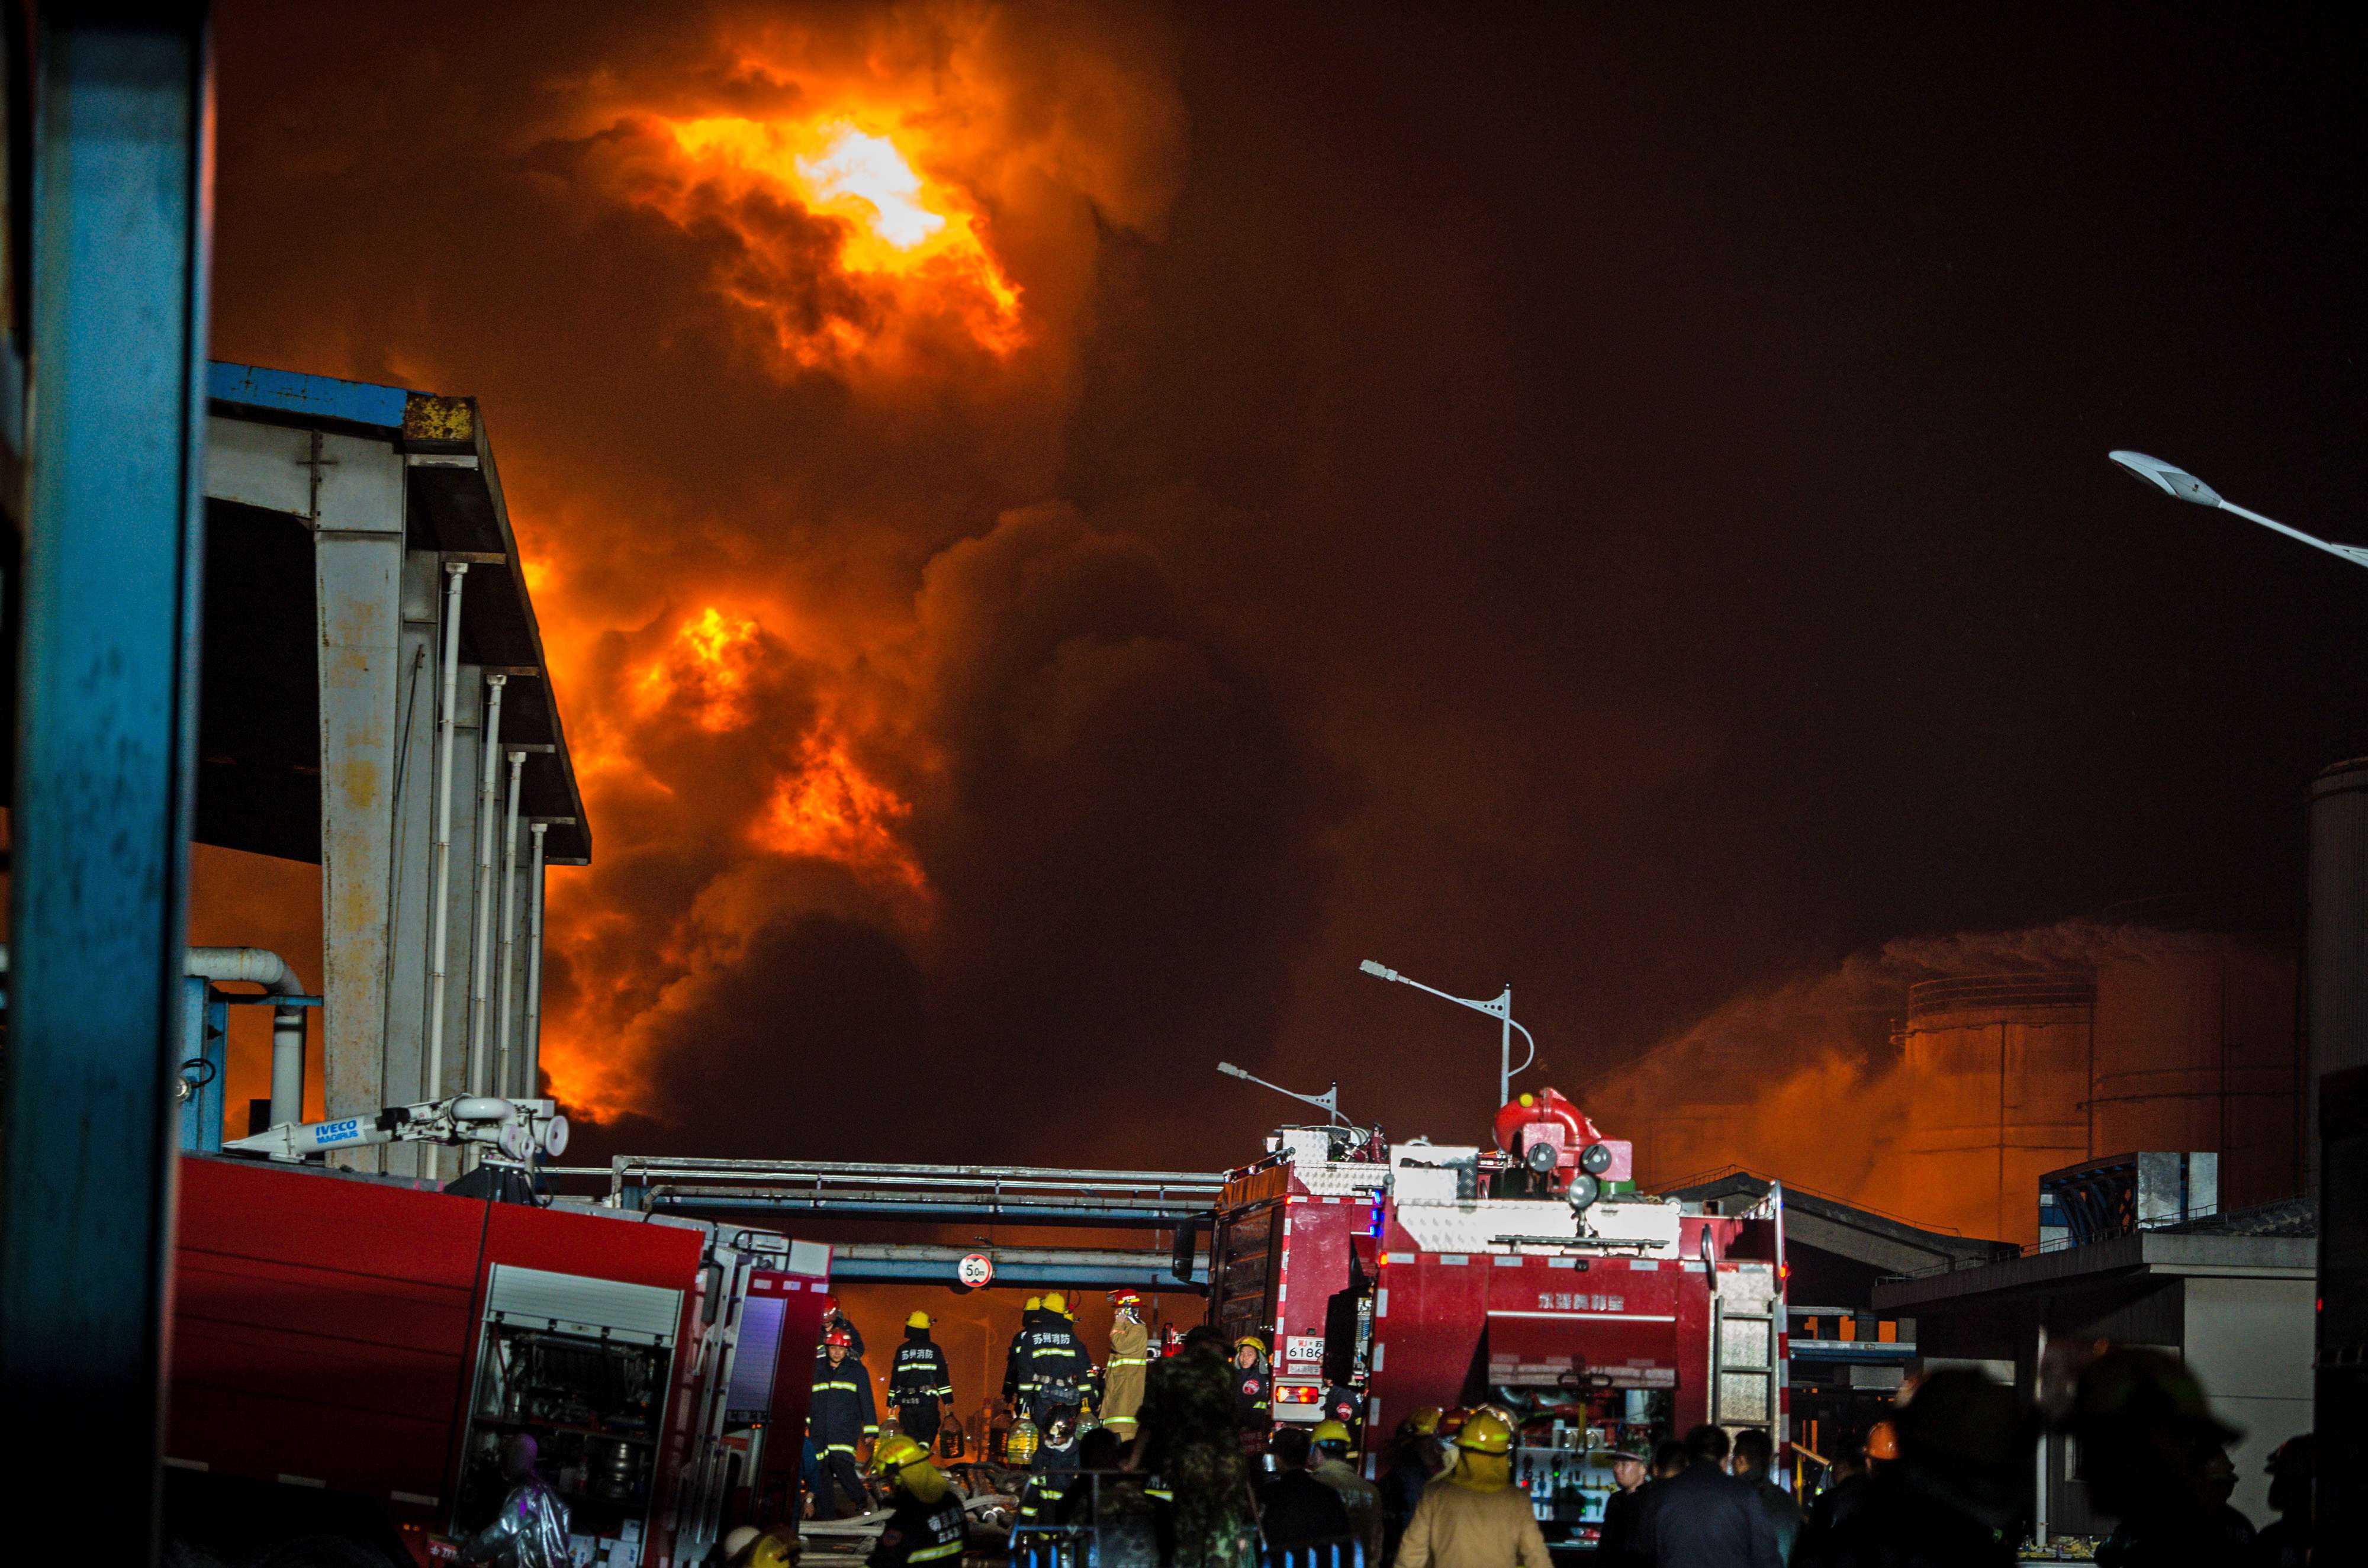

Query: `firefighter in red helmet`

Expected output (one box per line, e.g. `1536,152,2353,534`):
811,1328,879,1519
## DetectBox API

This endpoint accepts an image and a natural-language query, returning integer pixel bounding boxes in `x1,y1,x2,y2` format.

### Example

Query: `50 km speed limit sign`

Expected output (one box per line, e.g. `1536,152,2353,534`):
956,1253,995,1288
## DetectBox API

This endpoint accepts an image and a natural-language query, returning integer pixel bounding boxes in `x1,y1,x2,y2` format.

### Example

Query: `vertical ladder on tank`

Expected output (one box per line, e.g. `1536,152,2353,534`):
1708,1261,1781,1441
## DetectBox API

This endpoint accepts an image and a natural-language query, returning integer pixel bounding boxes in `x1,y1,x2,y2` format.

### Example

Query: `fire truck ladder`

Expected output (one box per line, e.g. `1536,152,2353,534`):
1707,1184,1786,1443
564,1155,1227,1229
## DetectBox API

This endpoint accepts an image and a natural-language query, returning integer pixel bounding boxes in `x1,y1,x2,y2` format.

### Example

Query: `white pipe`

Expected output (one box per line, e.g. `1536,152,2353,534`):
523,821,548,1098
494,748,525,1097
425,563,469,1110
0,945,310,1128
465,672,507,1096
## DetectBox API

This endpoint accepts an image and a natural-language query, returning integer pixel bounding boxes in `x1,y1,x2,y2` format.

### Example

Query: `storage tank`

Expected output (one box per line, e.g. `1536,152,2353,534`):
1899,974,2095,1244
2091,936,2299,1212
2309,757,2368,1197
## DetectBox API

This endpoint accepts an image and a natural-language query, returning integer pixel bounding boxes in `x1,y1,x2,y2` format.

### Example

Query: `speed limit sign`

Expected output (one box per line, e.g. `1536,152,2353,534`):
956,1252,995,1288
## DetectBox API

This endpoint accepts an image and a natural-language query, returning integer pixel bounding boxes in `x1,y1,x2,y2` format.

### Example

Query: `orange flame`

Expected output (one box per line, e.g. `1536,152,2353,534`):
755,727,929,899
651,112,1024,366
636,606,762,731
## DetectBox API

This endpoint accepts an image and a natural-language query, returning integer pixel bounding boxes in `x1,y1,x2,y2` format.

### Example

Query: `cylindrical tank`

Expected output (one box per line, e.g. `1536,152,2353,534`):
2309,758,2368,1197
1899,974,2096,1244
2090,936,2298,1212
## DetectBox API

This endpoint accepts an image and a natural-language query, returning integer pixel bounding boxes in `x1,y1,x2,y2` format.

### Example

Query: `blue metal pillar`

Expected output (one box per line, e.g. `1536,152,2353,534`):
1,6,213,1555
175,979,227,1154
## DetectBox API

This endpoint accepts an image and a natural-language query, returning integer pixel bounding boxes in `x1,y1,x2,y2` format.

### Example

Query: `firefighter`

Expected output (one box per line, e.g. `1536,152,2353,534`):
867,1434,967,1568
1003,1295,1044,1412
810,1328,879,1519
1022,1292,1092,1422
1102,1290,1151,1440
1312,1417,1386,1566
890,1310,956,1449
1232,1335,1271,1433
1381,1406,1446,1563
1396,1412,1552,1568
457,1434,570,1568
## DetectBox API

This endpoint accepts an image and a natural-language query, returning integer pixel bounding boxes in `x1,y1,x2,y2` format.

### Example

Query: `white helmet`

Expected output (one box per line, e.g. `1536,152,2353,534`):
723,1525,761,1556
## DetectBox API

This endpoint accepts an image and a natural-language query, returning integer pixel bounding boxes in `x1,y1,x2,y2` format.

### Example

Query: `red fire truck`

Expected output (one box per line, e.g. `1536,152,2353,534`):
163,1151,831,1567
1208,1089,1787,1550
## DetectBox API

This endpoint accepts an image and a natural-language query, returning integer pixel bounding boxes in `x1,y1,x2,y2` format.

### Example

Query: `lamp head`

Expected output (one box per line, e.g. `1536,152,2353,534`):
1359,960,1398,981
2109,450,2222,507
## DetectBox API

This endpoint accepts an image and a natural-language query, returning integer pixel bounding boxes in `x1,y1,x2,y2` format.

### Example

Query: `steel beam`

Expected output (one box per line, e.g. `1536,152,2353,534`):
1,7,212,1553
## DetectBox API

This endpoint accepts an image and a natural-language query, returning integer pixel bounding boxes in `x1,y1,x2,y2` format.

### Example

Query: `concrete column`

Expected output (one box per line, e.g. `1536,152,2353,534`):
379,548,445,1176
312,432,408,1172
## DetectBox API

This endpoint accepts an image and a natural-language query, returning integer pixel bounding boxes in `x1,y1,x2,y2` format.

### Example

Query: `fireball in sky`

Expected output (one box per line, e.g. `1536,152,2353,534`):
644,110,1026,369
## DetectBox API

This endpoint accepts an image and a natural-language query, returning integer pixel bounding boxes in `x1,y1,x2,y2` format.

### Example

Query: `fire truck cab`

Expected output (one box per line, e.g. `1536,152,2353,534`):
1208,1089,1787,1552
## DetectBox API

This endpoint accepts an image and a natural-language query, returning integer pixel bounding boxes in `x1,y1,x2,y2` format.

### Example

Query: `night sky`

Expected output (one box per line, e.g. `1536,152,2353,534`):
207,2,2368,1173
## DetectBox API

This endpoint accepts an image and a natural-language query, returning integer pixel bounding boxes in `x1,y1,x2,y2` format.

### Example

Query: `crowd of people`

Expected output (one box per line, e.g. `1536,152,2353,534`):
719,1306,2318,1568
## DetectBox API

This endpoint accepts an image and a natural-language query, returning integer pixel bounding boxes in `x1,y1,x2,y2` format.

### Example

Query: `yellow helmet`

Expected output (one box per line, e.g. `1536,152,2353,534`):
874,1433,930,1473
748,1536,795,1568
1235,1334,1266,1354
1025,1295,1044,1312
1044,1291,1069,1314
1313,1419,1354,1448
1458,1412,1514,1456
906,1311,932,1329
1405,1406,1443,1437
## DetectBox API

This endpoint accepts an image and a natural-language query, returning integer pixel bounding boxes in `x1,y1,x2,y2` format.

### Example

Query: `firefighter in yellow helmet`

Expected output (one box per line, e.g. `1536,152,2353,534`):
1311,1418,1384,1566
1021,1293,1090,1422
866,1434,966,1568
1231,1335,1272,1433
1395,1412,1550,1568
890,1311,955,1451
1102,1290,1150,1440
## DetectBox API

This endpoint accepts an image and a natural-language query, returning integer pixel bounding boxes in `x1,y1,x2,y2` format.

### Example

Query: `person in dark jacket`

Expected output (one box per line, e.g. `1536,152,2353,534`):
1231,1337,1272,1434
811,1329,880,1519
867,1435,967,1568
1632,1425,1783,1568
1792,1434,1868,1563
1732,1429,1803,1563
2246,1434,2312,1568
1378,1406,1446,1565
890,1311,956,1448
1793,1370,2028,1568
1256,1426,1356,1557
1021,1293,1093,1421
2063,1350,2242,1568
1598,1446,1652,1566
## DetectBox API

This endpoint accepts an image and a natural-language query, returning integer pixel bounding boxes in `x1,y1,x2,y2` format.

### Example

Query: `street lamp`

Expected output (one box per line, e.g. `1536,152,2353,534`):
1358,959,1537,1106
2109,451,2368,571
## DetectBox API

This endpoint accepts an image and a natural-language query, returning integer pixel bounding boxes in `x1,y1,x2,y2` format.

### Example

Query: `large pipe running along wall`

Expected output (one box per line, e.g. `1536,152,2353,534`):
465,673,507,1096
494,748,525,1097
0,947,310,1128
523,822,548,1098
424,563,469,1111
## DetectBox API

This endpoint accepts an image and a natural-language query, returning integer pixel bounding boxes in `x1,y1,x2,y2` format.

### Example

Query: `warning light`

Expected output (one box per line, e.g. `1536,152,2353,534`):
1275,1385,1323,1405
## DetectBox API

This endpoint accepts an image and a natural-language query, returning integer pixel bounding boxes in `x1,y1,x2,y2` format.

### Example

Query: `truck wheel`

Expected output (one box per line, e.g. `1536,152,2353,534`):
254,1537,401,1568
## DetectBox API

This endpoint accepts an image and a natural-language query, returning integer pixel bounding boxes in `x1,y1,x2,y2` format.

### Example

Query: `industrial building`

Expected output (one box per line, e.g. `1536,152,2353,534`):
194,363,589,1174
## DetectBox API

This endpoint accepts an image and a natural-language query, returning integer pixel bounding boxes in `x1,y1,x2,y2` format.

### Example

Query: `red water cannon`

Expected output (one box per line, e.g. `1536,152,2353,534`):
1491,1087,1632,1205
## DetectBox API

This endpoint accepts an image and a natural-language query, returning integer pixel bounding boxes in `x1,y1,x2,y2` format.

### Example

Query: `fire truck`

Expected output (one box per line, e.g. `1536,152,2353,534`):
1207,1087,1787,1550
163,1143,831,1568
